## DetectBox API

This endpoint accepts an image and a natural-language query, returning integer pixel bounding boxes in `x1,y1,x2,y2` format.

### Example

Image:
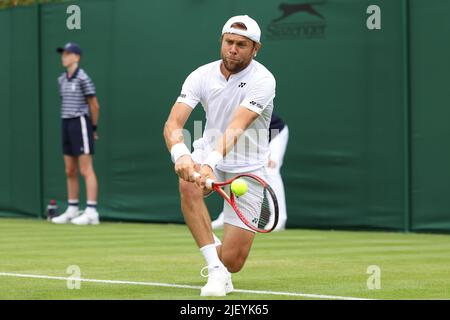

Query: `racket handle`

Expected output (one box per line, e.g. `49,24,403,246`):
192,172,214,189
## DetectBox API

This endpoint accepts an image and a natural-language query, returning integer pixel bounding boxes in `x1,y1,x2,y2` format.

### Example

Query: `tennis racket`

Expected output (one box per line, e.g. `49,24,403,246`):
193,172,279,233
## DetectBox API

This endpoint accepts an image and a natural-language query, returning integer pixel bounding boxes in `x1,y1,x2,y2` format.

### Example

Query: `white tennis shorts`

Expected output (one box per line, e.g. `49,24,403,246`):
192,138,267,233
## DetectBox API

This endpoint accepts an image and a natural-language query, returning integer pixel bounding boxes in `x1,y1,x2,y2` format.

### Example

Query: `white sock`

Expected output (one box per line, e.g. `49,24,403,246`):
66,206,79,214
84,201,98,214
200,244,224,268
67,199,79,213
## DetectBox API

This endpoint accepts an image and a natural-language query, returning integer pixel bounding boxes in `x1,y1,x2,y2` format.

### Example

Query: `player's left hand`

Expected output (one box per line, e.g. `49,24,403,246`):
196,165,216,191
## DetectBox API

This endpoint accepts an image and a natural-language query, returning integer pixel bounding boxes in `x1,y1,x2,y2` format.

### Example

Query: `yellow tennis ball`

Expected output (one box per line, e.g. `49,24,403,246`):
231,178,248,197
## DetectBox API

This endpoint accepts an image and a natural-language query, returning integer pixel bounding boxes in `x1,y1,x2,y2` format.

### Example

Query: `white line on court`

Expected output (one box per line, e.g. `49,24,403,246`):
0,272,373,300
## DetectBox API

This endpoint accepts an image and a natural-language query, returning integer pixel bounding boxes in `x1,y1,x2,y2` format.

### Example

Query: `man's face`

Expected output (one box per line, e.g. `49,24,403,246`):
61,51,80,68
220,33,259,73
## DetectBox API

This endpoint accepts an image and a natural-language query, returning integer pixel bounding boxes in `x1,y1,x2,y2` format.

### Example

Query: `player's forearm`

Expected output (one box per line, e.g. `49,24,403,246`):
202,124,246,172
163,120,185,152
203,107,258,170
163,103,193,152
214,107,258,156
216,126,244,157
164,120,194,165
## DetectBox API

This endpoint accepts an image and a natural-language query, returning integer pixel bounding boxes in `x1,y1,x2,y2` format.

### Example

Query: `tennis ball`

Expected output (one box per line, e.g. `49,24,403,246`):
231,178,248,197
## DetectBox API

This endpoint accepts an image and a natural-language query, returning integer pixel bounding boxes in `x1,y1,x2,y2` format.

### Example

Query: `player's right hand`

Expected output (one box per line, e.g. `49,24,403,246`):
174,155,196,182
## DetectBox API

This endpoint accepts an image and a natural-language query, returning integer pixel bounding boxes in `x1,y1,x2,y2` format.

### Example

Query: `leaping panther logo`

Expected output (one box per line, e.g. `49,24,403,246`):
273,2,325,22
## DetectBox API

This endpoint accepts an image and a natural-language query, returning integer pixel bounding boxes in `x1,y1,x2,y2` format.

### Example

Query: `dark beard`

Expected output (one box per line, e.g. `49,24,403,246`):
222,56,248,74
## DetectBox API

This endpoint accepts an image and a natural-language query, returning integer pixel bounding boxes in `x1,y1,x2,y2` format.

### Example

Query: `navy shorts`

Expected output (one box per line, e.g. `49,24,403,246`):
62,115,95,156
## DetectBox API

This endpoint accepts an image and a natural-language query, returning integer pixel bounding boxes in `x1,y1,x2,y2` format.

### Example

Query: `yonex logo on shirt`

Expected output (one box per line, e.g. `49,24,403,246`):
175,59,276,172
249,100,263,109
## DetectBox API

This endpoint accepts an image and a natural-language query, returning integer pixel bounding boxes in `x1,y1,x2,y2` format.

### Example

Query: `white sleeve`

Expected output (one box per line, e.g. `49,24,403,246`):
240,75,276,114
176,68,202,109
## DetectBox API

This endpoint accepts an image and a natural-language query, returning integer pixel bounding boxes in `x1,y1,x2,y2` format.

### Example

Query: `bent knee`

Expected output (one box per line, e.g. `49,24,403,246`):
222,253,247,273
179,179,203,201
224,259,246,273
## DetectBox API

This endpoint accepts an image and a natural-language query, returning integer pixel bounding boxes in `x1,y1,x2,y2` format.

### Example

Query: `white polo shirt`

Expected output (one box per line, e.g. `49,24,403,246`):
176,59,276,173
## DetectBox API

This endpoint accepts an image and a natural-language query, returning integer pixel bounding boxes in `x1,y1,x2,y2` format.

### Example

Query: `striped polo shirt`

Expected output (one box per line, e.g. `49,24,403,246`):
58,68,96,119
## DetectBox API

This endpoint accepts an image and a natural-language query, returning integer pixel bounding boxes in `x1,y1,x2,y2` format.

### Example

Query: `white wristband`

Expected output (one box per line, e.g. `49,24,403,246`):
202,150,223,169
170,143,191,163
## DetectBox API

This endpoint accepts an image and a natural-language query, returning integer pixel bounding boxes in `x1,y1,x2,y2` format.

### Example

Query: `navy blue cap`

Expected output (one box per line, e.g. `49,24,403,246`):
56,42,82,56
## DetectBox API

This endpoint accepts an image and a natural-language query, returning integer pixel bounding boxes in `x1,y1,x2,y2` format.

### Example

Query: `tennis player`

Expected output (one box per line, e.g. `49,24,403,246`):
163,15,276,296
51,42,100,225
212,112,289,231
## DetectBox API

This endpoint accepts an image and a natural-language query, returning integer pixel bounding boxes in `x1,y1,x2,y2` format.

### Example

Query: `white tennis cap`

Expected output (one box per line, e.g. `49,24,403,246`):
221,15,261,43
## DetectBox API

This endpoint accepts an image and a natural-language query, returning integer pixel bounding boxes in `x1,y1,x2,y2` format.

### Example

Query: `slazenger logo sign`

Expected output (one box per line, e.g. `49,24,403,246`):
267,1,327,40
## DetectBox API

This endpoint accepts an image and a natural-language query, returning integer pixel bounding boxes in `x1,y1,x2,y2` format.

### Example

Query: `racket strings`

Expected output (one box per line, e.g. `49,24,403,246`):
233,177,276,231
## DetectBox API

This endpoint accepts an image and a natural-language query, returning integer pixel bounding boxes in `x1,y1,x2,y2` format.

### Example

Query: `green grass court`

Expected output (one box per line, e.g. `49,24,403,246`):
1,218,449,300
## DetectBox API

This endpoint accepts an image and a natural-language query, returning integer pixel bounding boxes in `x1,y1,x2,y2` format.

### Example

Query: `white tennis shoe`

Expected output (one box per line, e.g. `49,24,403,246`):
200,265,233,296
51,209,82,224
71,210,100,225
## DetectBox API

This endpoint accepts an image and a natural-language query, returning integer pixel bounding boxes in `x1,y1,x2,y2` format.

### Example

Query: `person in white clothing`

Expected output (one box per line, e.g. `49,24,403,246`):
163,15,276,296
212,113,289,231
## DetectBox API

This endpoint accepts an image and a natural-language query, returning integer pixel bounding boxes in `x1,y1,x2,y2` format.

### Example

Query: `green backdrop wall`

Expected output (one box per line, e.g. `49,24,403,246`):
0,6,41,218
0,0,449,232
409,0,450,232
